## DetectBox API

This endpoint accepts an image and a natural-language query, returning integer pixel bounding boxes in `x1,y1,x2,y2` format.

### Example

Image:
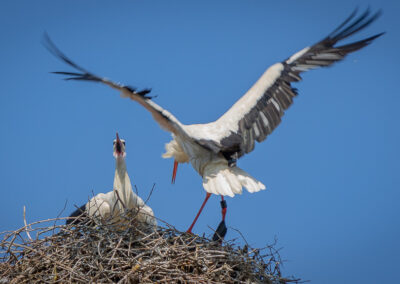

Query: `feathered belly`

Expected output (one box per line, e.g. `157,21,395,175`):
163,136,216,176
190,153,224,177
163,137,266,197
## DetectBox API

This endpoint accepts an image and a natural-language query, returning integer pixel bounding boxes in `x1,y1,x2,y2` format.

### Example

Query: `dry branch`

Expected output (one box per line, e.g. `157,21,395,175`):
0,213,301,283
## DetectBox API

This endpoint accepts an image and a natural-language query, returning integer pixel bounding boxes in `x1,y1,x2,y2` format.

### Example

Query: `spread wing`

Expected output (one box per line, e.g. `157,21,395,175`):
44,34,187,137
194,8,383,161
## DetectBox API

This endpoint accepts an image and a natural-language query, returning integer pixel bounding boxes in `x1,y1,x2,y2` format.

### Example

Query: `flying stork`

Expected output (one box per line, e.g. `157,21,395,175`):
67,133,157,230
49,9,383,235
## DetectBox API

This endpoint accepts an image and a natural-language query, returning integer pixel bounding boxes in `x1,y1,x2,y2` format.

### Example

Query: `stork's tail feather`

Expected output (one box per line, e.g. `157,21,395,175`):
202,163,266,197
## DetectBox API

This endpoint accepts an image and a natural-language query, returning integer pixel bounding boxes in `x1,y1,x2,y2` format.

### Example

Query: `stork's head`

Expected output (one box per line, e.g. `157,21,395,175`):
113,132,126,158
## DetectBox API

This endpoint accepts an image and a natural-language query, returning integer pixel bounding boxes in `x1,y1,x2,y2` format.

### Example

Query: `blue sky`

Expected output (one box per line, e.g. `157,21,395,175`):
0,0,398,282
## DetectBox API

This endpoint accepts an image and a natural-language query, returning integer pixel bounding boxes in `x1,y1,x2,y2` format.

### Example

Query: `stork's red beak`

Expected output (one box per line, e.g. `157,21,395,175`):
172,160,178,184
115,132,123,155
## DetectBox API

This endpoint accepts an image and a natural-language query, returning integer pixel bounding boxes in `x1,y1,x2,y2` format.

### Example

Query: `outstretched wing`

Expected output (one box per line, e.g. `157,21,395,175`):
44,34,185,136
193,8,384,160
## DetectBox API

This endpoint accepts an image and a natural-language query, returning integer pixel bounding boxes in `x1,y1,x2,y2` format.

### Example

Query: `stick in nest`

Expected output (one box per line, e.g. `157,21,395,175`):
0,214,303,284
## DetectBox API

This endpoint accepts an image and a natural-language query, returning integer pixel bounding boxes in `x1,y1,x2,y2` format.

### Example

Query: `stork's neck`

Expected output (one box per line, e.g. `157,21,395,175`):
115,157,128,189
115,156,127,175
114,156,135,210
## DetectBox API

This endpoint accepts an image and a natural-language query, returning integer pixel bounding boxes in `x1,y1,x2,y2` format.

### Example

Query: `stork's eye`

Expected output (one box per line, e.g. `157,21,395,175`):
113,141,116,145
122,141,126,146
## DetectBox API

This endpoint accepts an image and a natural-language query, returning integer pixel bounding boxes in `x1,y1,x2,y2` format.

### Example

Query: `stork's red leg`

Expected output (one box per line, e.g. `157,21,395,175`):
172,160,178,184
212,195,228,242
187,192,212,233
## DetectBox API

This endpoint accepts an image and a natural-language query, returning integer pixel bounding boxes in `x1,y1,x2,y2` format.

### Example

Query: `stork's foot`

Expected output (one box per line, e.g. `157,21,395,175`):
212,220,227,242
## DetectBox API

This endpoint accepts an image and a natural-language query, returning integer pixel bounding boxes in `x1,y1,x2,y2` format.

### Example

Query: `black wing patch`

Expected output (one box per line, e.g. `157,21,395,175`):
221,67,299,159
66,204,87,225
218,8,383,161
43,33,153,99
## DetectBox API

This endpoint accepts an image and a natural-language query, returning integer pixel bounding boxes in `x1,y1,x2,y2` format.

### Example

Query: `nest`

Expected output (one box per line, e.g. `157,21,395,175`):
0,212,301,283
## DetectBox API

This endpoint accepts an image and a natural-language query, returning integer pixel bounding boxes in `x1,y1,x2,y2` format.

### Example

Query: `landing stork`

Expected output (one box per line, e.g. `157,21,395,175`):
67,133,157,230
50,9,383,234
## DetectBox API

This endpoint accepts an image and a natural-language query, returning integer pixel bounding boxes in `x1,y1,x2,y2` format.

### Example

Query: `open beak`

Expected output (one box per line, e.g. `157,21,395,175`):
115,132,122,155
172,160,178,184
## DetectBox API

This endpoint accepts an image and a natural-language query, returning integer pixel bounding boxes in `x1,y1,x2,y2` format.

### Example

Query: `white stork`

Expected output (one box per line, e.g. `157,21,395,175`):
50,9,383,234
67,133,157,230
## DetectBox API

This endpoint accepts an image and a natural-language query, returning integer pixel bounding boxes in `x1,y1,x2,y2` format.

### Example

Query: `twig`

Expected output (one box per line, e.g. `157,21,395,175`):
53,199,68,233
113,189,127,210
22,206,32,242
1,212,302,283
143,183,156,205
229,226,250,248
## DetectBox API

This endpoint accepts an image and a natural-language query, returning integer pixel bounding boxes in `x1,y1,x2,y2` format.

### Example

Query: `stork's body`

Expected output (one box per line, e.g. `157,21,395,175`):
163,133,266,197
67,134,157,230
51,9,383,233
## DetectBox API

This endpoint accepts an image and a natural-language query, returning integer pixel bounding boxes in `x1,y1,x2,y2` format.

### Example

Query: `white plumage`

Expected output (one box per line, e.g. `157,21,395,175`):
67,133,157,230
50,9,383,231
